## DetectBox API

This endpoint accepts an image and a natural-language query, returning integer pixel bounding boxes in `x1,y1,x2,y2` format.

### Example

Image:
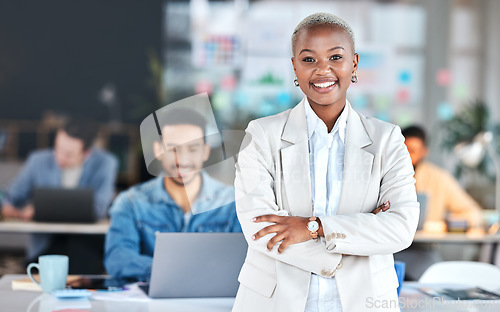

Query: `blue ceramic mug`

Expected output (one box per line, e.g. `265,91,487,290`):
27,255,68,293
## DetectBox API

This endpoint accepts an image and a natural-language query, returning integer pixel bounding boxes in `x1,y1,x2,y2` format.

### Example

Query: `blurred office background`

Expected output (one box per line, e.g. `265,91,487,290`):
1,0,500,273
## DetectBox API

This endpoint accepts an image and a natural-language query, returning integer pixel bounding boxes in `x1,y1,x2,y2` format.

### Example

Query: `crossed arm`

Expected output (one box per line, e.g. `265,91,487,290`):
236,120,418,274
252,201,390,254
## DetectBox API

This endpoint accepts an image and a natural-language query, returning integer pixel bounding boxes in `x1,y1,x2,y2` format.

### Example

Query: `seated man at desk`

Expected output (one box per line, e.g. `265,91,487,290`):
395,125,484,280
402,125,483,232
1,118,118,273
104,108,241,281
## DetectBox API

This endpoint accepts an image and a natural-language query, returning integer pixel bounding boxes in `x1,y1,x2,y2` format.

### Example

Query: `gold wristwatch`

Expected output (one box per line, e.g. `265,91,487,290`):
307,216,320,242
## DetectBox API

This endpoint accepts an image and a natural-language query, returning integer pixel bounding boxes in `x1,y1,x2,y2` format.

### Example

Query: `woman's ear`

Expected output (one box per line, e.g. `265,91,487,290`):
291,57,297,74
353,53,359,72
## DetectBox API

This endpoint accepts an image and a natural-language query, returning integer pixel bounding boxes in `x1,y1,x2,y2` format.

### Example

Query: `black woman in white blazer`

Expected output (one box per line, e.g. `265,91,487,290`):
233,12,419,312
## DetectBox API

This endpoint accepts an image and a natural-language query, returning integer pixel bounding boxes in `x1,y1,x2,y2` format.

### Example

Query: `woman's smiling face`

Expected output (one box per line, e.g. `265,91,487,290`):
292,24,358,109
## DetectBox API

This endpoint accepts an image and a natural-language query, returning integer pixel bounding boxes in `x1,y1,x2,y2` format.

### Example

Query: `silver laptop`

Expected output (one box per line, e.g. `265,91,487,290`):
146,232,247,298
33,188,96,223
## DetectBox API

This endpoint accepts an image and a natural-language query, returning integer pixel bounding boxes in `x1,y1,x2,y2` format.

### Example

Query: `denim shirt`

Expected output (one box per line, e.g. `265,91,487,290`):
4,148,118,219
104,172,242,281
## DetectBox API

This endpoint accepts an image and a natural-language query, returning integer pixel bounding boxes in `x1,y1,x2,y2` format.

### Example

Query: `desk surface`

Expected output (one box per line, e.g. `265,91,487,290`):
0,220,109,234
0,274,234,312
413,231,500,243
2,275,500,312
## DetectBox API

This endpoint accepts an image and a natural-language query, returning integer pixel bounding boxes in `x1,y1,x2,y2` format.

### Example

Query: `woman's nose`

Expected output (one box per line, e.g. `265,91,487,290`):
315,60,331,74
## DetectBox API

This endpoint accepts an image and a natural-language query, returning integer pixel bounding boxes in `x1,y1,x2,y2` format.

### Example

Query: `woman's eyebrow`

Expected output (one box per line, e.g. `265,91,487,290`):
299,46,345,55
299,49,314,55
328,46,345,52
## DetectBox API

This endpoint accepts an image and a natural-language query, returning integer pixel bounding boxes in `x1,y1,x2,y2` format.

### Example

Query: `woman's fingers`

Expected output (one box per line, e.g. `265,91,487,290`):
371,201,390,214
253,214,283,223
267,232,286,251
252,223,281,241
251,215,310,253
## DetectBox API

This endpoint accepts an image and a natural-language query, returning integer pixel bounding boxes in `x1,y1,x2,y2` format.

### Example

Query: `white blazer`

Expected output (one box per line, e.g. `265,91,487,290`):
232,99,419,312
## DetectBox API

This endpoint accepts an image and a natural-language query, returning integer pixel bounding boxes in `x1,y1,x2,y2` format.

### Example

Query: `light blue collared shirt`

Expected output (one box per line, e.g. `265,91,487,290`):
304,98,347,312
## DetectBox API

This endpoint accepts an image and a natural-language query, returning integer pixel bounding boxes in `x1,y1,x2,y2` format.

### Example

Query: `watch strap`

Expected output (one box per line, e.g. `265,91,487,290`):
308,216,319,242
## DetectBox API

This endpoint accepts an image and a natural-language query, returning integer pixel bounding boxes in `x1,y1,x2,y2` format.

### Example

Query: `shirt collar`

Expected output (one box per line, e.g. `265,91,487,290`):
304,97,348,143
154,171,216,212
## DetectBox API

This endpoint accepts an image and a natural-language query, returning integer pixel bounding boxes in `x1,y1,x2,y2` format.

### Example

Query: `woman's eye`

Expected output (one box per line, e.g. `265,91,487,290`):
302,57,314,62
330,55,342,61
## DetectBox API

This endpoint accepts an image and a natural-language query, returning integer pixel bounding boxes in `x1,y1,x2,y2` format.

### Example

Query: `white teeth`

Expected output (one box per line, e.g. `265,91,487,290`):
313,81,336,88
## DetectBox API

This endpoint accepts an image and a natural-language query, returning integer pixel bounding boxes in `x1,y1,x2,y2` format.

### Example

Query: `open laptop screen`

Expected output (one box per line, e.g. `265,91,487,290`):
147,232,247,298
33,188,95,223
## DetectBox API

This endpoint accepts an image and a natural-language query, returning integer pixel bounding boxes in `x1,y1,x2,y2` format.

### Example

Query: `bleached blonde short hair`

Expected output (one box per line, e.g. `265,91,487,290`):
291,12,355,56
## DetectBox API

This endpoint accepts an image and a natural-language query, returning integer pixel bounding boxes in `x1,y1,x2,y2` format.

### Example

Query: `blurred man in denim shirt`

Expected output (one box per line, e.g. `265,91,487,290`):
2,118,118,272
104,108,241,281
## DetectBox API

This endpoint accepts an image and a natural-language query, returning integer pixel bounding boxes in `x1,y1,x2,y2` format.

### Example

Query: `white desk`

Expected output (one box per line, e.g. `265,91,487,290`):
413,231,500,244
0,274,234,312
0,221,110,273
0,219,110,234
412,231,500,265
2,275,500,312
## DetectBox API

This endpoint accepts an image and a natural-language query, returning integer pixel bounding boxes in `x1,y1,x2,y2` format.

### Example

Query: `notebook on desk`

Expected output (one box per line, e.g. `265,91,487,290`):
143,232,247,298
33,188,96,223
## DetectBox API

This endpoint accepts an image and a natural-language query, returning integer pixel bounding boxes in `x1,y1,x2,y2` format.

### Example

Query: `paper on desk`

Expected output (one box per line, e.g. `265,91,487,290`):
91,283,151,302
53,298,92,310
26,293,91,312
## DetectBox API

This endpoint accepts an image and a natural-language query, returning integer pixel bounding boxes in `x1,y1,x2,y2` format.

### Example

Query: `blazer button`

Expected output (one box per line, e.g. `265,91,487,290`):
325,234,332,241
341,234,346,239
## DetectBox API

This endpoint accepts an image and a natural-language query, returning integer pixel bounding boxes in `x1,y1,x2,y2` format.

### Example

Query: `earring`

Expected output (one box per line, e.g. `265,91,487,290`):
351,73,358,83
293,76,299,87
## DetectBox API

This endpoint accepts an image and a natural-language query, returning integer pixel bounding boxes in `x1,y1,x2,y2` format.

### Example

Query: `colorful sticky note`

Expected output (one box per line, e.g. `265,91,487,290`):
375,112,390,122
234,91,249,108
399,71,412,84
220,75,237,91
453,84,469,100
395,112,413,127
258,100,275,117
437,102,454,120
276,92,292,108
374,95,391,110
211,92,230,110
351,94,369,109
436,69,451,87
396,88,411,103
195,80,213,95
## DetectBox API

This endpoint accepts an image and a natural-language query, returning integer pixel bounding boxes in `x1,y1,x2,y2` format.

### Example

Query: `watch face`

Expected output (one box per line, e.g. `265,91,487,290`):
307,221,319,231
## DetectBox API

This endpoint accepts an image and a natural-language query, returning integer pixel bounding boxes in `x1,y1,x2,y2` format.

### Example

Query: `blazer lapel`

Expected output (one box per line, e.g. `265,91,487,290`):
281,99,313,217
337,102,374,215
